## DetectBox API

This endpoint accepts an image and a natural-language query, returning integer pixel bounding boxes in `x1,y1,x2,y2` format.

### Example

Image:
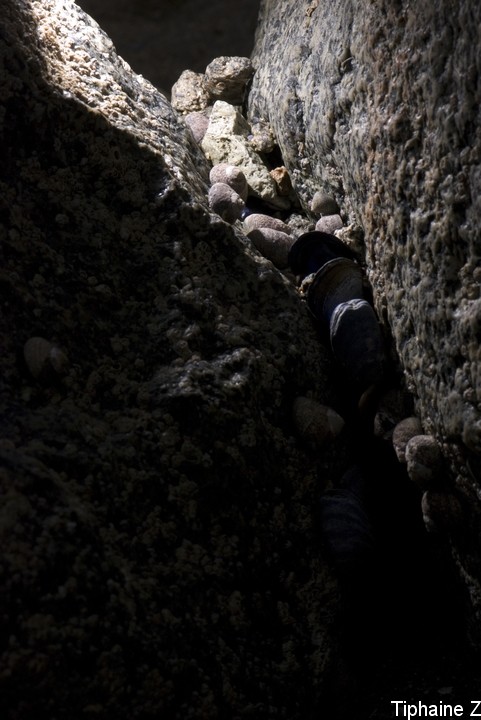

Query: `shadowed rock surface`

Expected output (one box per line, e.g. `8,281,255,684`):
249,0,481,638
0,1,345,717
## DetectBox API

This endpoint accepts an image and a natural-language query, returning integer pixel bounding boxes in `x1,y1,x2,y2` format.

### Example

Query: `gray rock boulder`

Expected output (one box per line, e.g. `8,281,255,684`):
248,0,481,638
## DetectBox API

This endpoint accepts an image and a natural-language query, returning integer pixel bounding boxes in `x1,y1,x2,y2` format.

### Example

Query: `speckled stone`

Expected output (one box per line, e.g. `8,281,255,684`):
201,100,290,209
171,69,210,113
405,434,445,489
247,227,296,268
209,163,248,201
204,55,254,105
392,417,423,464
243,212,292,235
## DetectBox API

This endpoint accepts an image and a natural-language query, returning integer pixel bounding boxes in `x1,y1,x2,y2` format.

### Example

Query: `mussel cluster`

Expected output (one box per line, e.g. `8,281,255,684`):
288,231,386,401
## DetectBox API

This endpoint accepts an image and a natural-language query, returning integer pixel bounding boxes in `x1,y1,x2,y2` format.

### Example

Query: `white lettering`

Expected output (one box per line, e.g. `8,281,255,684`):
471,700,481,717
392,701,405,716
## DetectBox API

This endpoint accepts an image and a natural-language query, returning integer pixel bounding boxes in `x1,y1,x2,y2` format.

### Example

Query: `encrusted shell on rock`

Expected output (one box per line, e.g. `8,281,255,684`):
204,56,254,105
329,299,385,394
421,490,463,533
392,416,423,463
209,163,248,200
307,257,363,323
208,182,245,223
405,434,445,489
23,336,69,381
292,396,345,447
248,227,295,268
288,231,356,279
315,214,343,234
243,212,292,236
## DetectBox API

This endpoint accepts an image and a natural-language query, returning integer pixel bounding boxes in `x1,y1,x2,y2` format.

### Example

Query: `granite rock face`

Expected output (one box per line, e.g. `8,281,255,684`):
248,0,481,635
0,1,345,717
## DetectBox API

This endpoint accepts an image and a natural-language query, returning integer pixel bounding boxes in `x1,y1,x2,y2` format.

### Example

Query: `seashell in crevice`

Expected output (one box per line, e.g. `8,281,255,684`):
292,396,345,448
329,299,385,394
392,416,423,464
421,490,463,534
307,257,363,324
243,212,292,236
319,466,374,568
315,214,343,234
248,227,295,268
310,191,340,216
209,163,248,201
208,182,245,223
23,336,69,382
405,434,445,489
288,230,357,279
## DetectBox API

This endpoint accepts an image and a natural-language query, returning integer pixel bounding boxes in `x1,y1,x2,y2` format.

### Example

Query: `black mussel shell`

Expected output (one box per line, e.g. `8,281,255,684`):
307,257,363,324
288,230,357,277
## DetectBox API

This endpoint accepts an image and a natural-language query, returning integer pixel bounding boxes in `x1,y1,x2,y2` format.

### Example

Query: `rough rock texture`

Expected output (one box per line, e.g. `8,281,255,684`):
248,0,481,637
0,1,349,717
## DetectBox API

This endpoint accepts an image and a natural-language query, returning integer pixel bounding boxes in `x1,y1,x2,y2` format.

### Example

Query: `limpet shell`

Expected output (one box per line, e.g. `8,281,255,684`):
292,396,345,448
288,231,356,279
23,336,68,381
405,434,445,489
307,257,363,324
248,227,295,268
208,182,245,223
329,299,385,393
209,163,248,201
392,416,423,464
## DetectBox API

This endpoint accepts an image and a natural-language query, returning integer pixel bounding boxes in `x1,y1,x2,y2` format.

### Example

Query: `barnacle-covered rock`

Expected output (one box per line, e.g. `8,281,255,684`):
405,434,446,489
208,182,245,223
292,396,345,448
392,416,423,464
